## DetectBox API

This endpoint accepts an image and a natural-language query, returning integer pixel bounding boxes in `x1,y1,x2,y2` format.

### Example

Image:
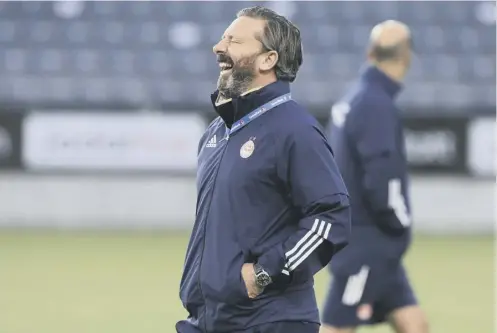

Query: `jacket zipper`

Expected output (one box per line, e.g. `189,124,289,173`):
197,135,229,332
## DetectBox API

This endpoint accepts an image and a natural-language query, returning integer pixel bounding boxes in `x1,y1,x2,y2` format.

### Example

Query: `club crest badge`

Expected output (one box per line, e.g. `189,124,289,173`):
240,139,255,159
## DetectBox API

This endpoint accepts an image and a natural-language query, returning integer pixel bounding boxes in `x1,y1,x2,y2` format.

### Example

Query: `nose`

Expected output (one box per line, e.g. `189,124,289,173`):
213,39,227,54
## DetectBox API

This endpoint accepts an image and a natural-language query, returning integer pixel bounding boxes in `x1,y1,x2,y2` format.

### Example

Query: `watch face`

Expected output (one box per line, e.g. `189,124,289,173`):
256,273,271,287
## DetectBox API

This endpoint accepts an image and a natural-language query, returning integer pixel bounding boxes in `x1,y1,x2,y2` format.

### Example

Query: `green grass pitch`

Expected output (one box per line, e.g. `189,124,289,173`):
0,231,493,333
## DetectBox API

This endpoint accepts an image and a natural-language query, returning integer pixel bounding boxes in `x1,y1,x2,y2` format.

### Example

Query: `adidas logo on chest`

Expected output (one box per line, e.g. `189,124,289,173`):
206,135,217,148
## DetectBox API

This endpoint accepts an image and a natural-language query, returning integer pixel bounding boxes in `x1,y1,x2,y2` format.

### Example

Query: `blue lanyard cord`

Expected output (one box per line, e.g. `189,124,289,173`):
226,93,292,137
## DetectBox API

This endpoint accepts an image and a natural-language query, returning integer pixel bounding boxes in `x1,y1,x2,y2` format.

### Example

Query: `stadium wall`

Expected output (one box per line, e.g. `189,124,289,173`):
0,174,493,235
0,109,493,234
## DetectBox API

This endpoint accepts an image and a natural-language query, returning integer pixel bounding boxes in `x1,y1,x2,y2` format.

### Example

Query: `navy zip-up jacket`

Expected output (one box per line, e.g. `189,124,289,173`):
326,66,412,275
178,81,351,333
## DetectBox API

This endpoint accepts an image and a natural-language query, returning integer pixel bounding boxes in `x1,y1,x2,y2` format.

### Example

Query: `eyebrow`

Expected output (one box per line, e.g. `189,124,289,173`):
221,34,247,44
223,34,242,40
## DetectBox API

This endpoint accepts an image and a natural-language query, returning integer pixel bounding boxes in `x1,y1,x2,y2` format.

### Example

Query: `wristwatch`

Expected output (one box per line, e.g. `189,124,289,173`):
253,263,272,289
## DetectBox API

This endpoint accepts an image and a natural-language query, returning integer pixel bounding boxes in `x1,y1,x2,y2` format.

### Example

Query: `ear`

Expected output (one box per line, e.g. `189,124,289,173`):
366,45,375,62
259,50,278,72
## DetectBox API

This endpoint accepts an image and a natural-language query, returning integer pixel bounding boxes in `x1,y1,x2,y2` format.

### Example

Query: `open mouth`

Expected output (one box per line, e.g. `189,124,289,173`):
219,62,233,73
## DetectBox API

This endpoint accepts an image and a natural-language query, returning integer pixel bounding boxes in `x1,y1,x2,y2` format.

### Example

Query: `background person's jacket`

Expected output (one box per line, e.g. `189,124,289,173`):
178,80,351,333
326,65,412,275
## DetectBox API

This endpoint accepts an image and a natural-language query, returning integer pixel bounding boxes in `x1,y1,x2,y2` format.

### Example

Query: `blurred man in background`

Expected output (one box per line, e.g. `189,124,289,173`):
177,6,351,333
321,21,429,333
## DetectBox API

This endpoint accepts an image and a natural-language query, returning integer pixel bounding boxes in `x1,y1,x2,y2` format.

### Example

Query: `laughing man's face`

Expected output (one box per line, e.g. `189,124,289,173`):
213,16,267,99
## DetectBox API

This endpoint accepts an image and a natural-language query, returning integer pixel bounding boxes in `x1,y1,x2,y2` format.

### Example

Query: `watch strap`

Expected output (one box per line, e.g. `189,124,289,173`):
254,263,264,275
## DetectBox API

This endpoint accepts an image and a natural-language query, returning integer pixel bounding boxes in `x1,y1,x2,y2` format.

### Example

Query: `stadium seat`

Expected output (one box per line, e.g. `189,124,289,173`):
0,1,492,109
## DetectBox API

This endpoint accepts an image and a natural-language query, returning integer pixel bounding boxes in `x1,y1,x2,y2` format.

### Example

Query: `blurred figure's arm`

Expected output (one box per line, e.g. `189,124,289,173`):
352,102,411,234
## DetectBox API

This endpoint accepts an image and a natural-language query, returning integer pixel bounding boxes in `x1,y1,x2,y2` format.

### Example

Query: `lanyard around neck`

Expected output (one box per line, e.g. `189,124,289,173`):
227,93,292,137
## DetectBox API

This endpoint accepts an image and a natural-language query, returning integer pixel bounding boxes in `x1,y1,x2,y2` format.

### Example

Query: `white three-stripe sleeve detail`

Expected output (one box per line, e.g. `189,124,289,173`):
281,220,319,275
285,219,319,258
286,220,325,268
323,221,332,239
288,219,333,272
288,238,324,271
280,218,332,275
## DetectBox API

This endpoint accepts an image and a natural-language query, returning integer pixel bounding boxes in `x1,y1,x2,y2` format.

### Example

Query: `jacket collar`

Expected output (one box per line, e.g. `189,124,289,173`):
210,80,290,128
360,65,402,99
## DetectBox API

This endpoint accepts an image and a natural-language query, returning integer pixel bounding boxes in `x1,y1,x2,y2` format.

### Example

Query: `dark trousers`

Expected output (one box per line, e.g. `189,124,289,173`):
239,321,319,333
176,321,319,333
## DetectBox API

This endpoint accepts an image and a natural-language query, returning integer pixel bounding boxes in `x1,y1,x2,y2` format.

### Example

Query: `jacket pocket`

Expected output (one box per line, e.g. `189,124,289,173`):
201,251,250,305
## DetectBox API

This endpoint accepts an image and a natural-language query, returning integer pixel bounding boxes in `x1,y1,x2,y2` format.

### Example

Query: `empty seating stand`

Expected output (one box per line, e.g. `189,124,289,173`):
0,1,493,109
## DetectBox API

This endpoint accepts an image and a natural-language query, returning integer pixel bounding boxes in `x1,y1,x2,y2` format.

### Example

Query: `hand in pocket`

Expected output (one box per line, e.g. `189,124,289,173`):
241,263,262,299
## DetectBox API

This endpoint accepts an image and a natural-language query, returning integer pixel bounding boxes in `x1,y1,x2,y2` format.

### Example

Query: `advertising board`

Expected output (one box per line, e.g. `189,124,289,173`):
22,112,205,172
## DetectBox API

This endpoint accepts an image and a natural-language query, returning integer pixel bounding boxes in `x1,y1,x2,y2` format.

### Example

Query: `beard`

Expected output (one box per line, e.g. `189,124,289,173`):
217,53,258,100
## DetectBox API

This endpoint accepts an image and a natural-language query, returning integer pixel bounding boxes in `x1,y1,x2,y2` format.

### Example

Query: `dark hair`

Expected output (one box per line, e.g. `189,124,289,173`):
237,6,303,82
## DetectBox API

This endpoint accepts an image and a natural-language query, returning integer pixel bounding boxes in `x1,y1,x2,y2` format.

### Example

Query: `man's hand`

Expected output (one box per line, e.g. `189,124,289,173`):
241,263,262,299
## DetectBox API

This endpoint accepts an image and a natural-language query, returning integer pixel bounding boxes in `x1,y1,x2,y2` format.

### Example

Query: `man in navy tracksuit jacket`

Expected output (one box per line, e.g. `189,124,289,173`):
321,21,429,333
177,6,351,333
